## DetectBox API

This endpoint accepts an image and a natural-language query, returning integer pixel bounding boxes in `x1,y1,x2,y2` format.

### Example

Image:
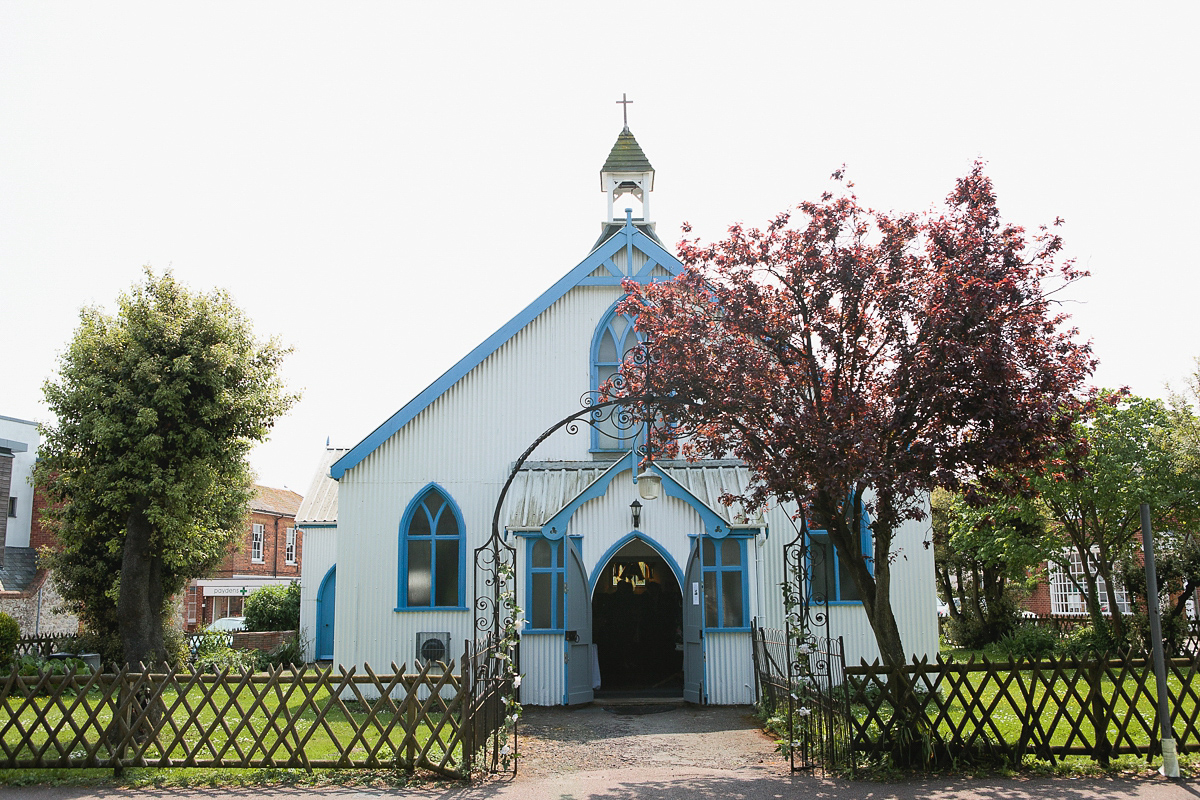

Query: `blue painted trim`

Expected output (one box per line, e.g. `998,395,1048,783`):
700,537,750,629
540,452,636,538
805,504,874,604
395,483,467,610
525,536,567,632
330,222,684,480
658,467,730,538
393,606,470,612
587,530,685,599
315,565,337,660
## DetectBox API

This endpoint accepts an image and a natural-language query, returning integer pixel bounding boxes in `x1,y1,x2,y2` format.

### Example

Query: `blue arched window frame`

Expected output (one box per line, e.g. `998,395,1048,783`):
590,300,643,453
806,506,873,605
396,484,467,611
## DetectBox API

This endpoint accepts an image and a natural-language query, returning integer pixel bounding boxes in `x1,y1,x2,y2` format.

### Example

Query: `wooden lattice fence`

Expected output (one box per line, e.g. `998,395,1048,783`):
0,639,515,778
846,654,1200,766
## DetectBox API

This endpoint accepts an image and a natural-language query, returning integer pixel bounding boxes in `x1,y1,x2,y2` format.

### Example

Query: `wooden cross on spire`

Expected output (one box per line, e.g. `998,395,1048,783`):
616,93,632,129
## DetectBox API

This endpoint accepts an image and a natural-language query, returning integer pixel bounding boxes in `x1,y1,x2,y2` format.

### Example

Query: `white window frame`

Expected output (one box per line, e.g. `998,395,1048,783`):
1049,549,1131,616
251,523,265,563
285,527,296,565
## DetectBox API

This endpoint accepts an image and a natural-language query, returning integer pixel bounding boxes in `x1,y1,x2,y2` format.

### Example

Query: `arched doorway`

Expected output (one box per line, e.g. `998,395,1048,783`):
591,537,683,697
316,566,336,661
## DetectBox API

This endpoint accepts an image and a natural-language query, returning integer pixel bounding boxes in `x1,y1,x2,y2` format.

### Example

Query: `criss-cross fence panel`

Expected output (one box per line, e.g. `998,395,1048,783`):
11,634,77,660
0,660,470,776
844,654,1200,766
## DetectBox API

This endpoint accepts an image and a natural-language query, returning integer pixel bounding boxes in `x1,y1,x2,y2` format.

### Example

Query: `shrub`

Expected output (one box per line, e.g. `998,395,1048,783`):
1056,623,1128,659
0,612,20,667
193,637,259,674
244,582,301,632
996,624,1057,659
161,625,190,670
261,632,305,669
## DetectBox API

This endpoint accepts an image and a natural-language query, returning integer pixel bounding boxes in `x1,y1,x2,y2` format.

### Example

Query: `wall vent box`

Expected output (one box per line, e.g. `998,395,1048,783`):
415,632,451,667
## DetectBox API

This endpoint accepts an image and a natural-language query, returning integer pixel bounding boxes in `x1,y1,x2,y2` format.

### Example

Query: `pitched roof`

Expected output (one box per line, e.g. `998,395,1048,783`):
295,448,346,525
251,485,303,517
330,219,684,480
601,127,654,174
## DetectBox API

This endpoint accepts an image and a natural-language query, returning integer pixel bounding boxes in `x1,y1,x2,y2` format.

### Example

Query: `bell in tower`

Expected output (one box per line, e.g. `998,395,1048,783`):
601,95,655,224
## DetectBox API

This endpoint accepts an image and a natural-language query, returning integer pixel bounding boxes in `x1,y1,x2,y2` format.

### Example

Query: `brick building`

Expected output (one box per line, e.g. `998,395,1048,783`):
184,485,304,631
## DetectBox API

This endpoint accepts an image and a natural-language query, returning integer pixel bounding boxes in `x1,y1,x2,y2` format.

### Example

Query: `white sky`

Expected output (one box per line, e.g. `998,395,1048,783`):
2,3,1197,494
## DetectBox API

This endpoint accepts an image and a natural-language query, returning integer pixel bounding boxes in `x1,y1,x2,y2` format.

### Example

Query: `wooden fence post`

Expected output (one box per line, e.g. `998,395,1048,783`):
1090,660,1110,766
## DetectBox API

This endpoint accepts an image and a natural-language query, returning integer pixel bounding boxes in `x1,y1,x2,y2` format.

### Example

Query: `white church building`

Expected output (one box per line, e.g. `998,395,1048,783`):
301,126,937,706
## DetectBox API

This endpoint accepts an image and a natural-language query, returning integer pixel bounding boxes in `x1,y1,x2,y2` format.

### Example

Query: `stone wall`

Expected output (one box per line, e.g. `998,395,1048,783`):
0,570,80,636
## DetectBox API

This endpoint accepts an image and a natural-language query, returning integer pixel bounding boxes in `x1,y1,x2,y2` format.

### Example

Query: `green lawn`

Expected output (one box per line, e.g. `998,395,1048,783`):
0,672,464,773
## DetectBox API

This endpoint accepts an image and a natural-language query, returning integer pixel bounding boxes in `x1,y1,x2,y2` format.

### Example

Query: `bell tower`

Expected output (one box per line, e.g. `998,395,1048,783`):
600,95,655,223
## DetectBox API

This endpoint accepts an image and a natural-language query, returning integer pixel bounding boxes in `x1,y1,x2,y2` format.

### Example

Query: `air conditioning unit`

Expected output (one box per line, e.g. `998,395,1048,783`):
415,632,452,668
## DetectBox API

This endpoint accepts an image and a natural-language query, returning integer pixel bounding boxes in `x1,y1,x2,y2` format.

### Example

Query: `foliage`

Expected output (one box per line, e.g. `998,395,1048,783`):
161,625,190,670
933,488,1044,647
1055,624,1127,659
1117,527,1200,656
1167,357,1200,474
996,625,1058,659
260,633,305,669
36,269,295,669
193,639,260,674
0,612,19,667
619,163,1092,673
1032,392,1200,642
244,582,302,632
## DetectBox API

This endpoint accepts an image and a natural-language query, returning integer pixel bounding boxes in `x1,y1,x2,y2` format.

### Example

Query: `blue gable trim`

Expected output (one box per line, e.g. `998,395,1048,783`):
331,221,683,480
537,452,736,540
588,531,685,598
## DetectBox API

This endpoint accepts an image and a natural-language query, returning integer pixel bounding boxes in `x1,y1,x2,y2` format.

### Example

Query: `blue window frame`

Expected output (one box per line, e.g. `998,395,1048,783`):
701,536,748,629
526,537,566,631
808,509,873,604
591,305,642,452
397,485,464,610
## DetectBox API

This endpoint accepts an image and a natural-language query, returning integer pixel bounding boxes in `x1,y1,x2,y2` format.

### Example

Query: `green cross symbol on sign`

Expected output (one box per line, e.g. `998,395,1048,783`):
240,587,248,597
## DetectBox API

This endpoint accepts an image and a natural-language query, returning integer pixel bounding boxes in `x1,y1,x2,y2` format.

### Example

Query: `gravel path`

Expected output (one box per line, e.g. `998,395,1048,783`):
513,702,785,777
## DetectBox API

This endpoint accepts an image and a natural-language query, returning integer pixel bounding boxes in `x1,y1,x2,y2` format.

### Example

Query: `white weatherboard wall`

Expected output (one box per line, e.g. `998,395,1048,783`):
0,415,38,548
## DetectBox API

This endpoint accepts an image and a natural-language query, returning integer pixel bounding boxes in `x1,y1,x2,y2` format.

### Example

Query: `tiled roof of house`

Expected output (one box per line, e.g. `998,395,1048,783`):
251,485,303,517
0,547,38,593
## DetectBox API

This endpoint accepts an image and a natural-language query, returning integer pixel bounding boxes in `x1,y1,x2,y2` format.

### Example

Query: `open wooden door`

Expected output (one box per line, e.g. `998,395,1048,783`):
564,539,594,705
682,540,705,704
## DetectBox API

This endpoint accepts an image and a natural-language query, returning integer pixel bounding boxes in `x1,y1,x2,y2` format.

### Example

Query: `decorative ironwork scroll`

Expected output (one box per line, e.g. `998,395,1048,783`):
780,516,851,773
473,342,684,774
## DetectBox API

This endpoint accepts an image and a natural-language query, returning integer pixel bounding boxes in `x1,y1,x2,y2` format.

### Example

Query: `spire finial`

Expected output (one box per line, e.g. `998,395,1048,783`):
616,93,632,129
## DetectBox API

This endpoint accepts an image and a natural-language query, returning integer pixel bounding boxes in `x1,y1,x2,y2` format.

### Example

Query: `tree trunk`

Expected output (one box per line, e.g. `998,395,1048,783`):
117,501,166,670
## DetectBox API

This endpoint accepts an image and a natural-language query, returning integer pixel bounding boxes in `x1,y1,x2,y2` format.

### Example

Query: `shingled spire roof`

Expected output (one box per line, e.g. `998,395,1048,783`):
601,127,654,174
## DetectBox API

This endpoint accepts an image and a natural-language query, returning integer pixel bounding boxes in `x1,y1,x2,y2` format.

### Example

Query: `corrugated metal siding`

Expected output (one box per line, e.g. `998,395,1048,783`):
298,527,338,662
518,634,563,706
704,631,754,705
334,287,623,677
609,246,648,276
296,448,346,525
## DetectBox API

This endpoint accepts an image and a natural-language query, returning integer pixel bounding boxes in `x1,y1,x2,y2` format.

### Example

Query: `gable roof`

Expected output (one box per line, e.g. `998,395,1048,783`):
251,485,303,517
296,448,346,525
330,218,684,480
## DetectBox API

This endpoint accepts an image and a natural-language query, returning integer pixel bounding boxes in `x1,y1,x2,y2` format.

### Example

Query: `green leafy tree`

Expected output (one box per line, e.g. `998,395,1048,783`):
1168,357,1200,474
933,488,1044,647
37,270,295,669
243,581,301,632
1118,529,1200,655
1034,391,1200,643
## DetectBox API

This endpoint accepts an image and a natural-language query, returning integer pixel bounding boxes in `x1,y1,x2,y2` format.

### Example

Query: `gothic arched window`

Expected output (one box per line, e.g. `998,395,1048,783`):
591,306,642,452
397,484,464,609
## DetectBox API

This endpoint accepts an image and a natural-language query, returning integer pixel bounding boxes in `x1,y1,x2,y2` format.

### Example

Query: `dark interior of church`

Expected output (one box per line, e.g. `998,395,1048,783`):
592,553,683,696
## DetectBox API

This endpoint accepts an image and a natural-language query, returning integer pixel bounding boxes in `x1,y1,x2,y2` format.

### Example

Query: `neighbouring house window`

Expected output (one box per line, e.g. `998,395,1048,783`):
251,523,265,563
808,509,873,604
398,485,463,609
285,527,296,565
526,537,566,630
591,307,642,452
186,587,197,624
1049,550,1131,616
702,536,747,628
8,497,15,517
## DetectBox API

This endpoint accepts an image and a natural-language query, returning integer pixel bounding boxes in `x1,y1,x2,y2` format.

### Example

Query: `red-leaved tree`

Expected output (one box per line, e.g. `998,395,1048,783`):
619,164,1093,669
